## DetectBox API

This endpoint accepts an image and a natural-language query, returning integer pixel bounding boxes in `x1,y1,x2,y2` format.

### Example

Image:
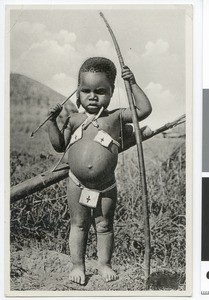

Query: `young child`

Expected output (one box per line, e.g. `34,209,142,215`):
48,57,152,285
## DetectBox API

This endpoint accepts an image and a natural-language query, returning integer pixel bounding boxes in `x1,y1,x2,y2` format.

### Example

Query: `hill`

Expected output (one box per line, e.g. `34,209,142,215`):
10,73,185,183
10,73,77,111
10,73,77,157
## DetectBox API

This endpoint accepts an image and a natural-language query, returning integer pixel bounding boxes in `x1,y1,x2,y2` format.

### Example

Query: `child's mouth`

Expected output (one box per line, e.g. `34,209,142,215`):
88,104,98,108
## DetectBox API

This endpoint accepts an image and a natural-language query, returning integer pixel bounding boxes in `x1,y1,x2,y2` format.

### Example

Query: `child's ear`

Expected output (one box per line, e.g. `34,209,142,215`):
76,97,81,108
111,85,115,95
76,99,81,108
76,89,81,108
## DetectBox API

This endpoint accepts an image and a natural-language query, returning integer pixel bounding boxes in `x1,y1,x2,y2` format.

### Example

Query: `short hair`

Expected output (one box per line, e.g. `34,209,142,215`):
78,57,117,88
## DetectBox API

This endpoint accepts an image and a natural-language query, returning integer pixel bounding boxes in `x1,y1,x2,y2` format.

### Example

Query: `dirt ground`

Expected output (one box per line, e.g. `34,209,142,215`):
10,248,184,292
10,248,146,291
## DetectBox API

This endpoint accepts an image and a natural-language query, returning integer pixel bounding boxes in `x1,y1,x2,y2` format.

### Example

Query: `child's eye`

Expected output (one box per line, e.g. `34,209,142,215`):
81,89,90,93
96,89,106,95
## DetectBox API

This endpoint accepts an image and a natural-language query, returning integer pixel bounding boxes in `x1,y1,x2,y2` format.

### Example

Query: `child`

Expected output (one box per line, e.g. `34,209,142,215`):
48,57,152,285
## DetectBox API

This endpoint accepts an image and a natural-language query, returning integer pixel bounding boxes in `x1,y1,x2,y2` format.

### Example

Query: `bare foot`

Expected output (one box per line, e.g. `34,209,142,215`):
69,264,85,285
98,264,118,282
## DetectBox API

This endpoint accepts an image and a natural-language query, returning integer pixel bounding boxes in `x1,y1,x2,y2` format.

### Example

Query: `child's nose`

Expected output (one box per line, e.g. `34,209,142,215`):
89,92,98,100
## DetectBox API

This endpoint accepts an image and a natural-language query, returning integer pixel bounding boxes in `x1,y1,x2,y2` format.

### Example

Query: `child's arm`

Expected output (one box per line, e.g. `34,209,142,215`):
121,66,152,123
119,125,153,152
48,104,69,153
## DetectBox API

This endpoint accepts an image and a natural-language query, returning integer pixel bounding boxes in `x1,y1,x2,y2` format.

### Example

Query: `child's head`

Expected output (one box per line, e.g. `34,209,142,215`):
77,57,117,111
78,57,117,89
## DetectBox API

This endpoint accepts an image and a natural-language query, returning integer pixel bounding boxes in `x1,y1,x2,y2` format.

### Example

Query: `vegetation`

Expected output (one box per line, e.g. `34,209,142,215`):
10,74,186,291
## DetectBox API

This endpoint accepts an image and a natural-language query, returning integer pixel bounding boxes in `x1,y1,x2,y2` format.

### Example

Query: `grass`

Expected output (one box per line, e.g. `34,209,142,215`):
9,73,186,291
10,137,186,290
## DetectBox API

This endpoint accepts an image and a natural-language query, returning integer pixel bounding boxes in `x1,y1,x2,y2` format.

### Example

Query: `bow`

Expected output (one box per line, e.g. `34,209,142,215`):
100,12,151,281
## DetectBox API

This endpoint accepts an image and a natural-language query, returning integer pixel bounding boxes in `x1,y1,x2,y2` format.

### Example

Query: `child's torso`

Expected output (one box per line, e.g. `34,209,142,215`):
67,110,121,187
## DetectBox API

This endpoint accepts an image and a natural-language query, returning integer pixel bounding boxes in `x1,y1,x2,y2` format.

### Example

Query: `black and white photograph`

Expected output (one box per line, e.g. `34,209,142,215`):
6,4,192,296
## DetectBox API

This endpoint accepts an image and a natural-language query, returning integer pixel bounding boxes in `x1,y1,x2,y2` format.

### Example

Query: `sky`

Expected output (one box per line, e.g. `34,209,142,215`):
9,5,192,129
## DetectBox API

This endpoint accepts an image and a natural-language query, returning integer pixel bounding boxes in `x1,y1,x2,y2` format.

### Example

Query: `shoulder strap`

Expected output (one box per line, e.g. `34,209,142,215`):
52,107,104,172
82,107,104,129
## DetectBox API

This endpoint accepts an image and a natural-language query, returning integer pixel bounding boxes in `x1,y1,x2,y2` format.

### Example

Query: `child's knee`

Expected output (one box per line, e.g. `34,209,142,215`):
71,217,90,231
96,219,113,234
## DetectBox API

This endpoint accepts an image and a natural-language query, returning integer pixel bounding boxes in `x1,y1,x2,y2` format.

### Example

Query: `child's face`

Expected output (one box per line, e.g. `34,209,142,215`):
78,72,113,114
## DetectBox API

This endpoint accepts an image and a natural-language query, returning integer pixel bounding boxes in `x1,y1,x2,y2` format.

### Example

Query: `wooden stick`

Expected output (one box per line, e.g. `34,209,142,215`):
121,114,185,152
99,11,151,280
10,117,185,204
11,164,69,203
30,89,77,137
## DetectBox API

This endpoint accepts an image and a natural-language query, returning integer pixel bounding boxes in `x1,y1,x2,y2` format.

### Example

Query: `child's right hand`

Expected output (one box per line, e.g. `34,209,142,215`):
48,104,63,120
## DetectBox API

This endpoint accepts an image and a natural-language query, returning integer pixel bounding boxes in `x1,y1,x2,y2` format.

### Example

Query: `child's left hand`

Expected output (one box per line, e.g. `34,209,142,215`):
141,126,153,137
121,66,136,85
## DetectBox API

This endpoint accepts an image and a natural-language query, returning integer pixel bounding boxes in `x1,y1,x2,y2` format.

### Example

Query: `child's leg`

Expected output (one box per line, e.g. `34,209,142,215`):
94,187,118,282
67,178,91,285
